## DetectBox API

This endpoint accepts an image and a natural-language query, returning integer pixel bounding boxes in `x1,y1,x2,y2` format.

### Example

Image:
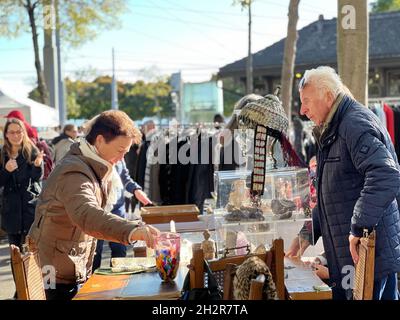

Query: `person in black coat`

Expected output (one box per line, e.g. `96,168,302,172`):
299,66,400,300
0,118,43,250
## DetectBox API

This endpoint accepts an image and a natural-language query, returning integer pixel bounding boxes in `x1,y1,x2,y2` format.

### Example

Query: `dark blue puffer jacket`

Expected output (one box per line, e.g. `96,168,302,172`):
312,95,400,299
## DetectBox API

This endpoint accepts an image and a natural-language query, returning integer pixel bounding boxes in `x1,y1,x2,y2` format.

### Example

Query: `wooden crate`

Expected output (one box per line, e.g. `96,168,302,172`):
140,204,199,224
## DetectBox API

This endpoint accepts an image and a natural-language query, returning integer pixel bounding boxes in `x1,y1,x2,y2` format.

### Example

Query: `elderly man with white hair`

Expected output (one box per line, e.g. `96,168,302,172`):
299,66,400,300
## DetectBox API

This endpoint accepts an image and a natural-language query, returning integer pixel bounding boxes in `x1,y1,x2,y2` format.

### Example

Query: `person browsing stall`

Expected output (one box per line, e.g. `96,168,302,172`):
28,110,160,300
298,66,400,300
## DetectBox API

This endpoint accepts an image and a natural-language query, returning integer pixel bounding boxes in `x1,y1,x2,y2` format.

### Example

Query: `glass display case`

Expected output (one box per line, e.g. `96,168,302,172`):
214,170,252,210
212,167,316,258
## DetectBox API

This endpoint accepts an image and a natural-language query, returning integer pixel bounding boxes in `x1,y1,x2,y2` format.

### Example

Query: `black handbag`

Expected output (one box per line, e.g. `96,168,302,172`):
180,260,222,300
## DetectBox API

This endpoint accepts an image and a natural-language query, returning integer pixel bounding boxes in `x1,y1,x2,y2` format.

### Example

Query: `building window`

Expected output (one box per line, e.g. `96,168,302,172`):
388,70,400,96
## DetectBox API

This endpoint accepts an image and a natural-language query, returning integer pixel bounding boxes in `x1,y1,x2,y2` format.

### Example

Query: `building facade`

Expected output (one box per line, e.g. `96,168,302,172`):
218,11,400,115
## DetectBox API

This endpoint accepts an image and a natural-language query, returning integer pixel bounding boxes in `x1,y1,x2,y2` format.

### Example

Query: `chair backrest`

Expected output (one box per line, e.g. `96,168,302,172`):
10,238,46,300
353,230,376,300
189,238,286,300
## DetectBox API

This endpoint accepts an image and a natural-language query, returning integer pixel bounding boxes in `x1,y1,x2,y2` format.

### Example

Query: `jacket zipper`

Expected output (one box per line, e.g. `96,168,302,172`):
316,138,343,287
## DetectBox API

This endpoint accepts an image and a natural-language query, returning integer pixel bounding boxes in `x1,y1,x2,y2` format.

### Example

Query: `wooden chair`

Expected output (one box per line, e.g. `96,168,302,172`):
353,230,376,300
10,237,46,300
189,238,287,300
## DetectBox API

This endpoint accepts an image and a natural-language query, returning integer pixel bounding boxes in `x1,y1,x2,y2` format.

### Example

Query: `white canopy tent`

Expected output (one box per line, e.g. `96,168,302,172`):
0,87,59,128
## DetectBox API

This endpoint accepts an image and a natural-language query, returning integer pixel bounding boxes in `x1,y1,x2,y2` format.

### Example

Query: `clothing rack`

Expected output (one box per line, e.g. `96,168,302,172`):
368,97,400,104
155,122,224,129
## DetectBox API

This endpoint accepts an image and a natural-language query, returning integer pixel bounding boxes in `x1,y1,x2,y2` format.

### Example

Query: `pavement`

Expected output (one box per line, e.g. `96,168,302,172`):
0,237,14,300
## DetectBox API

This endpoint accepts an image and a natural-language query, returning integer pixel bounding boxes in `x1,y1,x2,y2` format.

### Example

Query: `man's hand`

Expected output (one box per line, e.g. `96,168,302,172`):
349,234,360,264
130,224,160,249
314,264,329,280
134,189,152,206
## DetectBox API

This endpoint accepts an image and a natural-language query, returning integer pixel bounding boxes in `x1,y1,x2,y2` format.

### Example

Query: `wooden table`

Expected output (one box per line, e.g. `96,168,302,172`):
74,228,202,300
74,274,131,300
75,258,331,300
74,225,331,300
284,257,332,300
74,263,187,300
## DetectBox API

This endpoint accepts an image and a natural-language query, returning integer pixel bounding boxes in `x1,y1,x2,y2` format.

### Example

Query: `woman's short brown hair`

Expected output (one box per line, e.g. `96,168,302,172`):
85,110,142,145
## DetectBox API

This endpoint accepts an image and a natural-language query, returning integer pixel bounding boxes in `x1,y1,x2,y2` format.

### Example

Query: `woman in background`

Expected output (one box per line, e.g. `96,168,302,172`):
0,118,43,250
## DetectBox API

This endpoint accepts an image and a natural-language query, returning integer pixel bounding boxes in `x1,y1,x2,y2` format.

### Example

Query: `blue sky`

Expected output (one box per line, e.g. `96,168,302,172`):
0,0,374,96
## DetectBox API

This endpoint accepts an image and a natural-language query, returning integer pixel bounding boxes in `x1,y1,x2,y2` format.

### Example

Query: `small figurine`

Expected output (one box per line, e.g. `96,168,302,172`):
225,180,265,222
201,230,216,260
227,180,251,209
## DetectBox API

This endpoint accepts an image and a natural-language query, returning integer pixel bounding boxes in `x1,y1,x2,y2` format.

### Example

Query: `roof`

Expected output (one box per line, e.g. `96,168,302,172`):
0,87,59,127
219,11,400,76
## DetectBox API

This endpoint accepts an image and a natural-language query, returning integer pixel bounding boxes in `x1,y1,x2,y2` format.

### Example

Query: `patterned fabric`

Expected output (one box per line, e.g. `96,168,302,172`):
236,93,306,195
238,94,289,134
233,256,278,300
251,125,267,194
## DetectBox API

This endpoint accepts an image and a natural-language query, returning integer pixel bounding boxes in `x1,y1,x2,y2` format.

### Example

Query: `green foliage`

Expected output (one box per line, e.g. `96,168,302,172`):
29,76,174,121
28,86,42,102
0,0,28,37
57,0,126,48
371,0,400,12
0,0,127,48
232,0,252,8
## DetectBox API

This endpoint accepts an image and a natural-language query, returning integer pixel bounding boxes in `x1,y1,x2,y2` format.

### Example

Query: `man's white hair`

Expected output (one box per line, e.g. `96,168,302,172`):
299,66,346,98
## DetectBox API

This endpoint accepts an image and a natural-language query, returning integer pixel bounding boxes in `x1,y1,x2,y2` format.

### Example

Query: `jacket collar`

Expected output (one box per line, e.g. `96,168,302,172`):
68,143,110,181
321,92,345,135
313,94,354,149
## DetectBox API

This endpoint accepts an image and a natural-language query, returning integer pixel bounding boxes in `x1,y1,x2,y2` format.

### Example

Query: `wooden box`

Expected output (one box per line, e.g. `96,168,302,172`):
140,204,199,224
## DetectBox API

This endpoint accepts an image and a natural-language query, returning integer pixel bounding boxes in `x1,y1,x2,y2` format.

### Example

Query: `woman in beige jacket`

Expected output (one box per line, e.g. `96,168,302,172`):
28,110,160,300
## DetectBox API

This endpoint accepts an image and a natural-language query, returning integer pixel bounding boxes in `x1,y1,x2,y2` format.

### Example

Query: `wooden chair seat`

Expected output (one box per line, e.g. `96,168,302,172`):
10,237,46,300
353,230,376,300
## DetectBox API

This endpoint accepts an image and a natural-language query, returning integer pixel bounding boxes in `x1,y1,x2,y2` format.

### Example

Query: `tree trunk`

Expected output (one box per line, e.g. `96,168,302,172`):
337,0,368,105
281,0,300,120
26,0,49,104
246,2,253,94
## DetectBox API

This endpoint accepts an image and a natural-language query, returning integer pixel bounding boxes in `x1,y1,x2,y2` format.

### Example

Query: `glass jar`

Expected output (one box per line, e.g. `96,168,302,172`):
155,232,181,282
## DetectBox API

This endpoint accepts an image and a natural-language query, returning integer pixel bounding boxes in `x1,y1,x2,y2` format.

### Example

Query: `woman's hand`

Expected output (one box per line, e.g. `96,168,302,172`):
34,150,44,167
5,159,18,173
130,224,160,249
134,189,152,206
314,264,330,280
